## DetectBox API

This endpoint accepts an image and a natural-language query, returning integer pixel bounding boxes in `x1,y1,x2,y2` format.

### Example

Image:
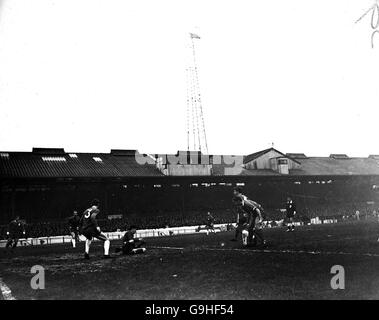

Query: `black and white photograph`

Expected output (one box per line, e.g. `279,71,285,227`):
1,0,379,304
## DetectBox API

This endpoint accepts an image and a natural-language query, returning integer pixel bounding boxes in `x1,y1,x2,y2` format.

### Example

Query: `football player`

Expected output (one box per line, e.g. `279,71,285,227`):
115,226,146,255
233,187,266,247
285,197,296,232
67,210,81,248
196,212,220,235
5,216,26,252
81,199,110,259
231,196,248,242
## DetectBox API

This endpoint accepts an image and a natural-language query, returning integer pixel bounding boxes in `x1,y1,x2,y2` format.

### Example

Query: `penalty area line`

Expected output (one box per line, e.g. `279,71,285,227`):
0,277,16,300
150,246,379,258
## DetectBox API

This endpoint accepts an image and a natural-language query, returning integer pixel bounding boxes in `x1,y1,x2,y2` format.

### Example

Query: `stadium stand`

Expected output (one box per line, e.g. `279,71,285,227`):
1,147,379,234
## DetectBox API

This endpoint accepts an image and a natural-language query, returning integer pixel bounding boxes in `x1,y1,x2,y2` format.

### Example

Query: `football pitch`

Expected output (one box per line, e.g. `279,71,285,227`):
1,220,379,300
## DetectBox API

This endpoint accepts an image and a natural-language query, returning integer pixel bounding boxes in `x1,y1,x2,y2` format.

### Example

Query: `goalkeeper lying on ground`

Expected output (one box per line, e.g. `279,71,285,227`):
115,225,146,255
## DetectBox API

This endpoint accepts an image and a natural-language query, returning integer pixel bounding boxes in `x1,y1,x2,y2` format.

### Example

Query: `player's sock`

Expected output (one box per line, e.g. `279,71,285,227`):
72,238,76,248
242,230,248,246
132,248,146,254
246,232,254,247
104,239,110,256
85,239,92,254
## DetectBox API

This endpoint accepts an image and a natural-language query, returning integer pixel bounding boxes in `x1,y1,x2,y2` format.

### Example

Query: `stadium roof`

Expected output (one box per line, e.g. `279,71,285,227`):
289,157,379,176
1,147,379,178
244,148,301,165
286,153,308,159
212,165,281,176
0,149,163,179
243,148,273,164
329,154,349,159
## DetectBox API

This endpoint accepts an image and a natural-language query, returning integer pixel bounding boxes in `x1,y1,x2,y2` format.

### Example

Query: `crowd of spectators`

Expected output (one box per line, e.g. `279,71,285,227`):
0,209,235,239
102,209,234,232
1,203,378,240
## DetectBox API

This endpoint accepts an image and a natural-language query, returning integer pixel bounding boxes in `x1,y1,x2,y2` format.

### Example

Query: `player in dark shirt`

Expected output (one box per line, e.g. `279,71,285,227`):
245,203,265,246
5,216,25,252
115,226,146,255
196,212,220,235
231,195,248,241
206,212,215,228
81,199,110,259
285,197,297,232
233,187,266,247
67,211,81,248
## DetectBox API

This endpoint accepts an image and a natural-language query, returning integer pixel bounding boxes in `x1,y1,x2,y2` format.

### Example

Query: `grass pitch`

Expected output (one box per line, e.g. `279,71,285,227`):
1,221,379,300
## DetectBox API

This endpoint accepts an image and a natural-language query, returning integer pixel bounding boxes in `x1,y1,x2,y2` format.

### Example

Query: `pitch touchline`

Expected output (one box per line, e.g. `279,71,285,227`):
0,277,16,300
150,246,379,258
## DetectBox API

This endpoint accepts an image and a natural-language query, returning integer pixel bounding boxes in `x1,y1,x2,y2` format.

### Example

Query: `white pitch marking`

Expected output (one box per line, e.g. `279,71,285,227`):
204,247,379,258
150,246,379,258
151,246,184,250
0,277,16,300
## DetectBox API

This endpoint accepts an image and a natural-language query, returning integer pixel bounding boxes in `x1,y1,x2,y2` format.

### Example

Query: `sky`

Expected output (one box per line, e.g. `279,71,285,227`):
0,0,379,157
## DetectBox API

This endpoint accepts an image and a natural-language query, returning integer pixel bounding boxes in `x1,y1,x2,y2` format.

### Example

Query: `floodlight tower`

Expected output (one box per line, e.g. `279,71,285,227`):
186,32,208,154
